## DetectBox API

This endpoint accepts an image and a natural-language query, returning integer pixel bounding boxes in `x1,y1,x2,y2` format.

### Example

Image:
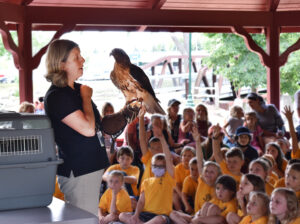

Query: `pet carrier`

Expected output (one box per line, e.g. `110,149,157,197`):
0,111,63,210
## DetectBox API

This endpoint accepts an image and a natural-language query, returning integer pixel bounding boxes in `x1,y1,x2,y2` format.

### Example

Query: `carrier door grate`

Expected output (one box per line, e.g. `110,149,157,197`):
0,135,42,156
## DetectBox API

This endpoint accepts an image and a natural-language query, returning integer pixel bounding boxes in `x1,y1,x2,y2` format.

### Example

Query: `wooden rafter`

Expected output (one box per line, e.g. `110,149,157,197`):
279,36,300,66
21,0,34,6
32,23,75,69
231,25,270,67
0,17,21,68
268,0,280,12
151,0,167,9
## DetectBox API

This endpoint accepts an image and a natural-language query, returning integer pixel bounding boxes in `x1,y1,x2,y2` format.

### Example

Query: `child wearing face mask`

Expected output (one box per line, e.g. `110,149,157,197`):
119,124,175,224
268,188,300,224
239,191,269,224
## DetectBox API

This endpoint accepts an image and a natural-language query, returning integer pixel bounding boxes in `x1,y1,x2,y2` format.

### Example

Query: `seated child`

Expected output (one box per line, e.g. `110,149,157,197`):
226,174,266,224
99,170,132,224
191,175,238,224
178,107,197,147
213,126,244,186
119,124,175,224
239,191,269,224
182,157,199,214
261,154,279,186
285,163,300,200
169,127,221,223
249,159,274,195
269,188,300,224
174,146,196,211
265,142,288,178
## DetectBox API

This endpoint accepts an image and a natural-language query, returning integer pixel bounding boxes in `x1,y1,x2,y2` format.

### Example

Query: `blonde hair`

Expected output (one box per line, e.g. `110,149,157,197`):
108,170,124,182
151,153,166,165
45,39,78,87
19,101,35,113
268,188,299,224
181,146,196,156
230,105,243,118
249,191,270,216
101,102,114,117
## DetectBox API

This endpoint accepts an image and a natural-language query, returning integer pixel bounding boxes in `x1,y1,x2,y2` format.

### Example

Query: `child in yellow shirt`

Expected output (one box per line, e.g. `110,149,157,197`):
226,174,266,224
285,163,300,201
102,146,140,197
170,127,221,223
99,170,132,224
191,175,238,224
181,157,199,214
249,159,274,196
119,114,175,224
174,146,196,211
269,188,300,224
239,191,269,224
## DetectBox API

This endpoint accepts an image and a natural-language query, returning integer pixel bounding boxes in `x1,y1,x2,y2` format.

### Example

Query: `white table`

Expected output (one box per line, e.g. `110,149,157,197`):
0,198,99,224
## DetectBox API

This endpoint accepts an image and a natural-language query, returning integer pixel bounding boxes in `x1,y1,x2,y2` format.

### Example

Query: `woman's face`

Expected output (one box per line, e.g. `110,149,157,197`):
247,99,260,111
62,47,85,82
170,103,180,115
196,105,207,119
104,106,114,116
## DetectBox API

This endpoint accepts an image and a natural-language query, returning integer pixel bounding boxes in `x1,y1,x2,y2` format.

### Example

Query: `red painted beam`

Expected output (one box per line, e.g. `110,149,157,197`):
0,2,24,23
26,7,272,27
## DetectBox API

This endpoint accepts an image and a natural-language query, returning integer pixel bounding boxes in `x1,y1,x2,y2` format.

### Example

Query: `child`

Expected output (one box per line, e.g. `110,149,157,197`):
213,125,244,185
102,146,140,197
119,124,175,224
19,101,35,113
233,126,259,173
223,105,244,147
174,146,196,211
170,127,221,224
226,174,266,224
178,107,196,147
239,191,269,224
191,175,238,224
261,154,279,186
285,163,300,200
269,188,300,224
195,103,212,139
249,159,274,195
266,142,288,178
182,157,199,214
244,112,264,155
99,171,132,224
167,98,182,143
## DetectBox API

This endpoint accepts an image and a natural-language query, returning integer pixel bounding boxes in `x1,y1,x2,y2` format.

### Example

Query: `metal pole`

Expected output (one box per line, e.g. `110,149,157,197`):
186,32,194,106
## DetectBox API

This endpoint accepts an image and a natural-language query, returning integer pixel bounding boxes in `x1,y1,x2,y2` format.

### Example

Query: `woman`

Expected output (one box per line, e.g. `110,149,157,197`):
44,39,137,215
167,98,182,143
246,92,286,144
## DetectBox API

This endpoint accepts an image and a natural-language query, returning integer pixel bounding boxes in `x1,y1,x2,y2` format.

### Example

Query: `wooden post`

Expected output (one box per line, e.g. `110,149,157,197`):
17,22,33,103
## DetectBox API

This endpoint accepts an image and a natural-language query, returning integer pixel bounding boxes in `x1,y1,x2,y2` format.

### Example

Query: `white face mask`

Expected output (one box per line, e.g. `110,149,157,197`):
152,166,166,177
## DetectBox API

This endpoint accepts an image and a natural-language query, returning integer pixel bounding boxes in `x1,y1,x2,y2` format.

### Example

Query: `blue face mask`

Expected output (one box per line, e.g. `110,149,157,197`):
152,166,166,177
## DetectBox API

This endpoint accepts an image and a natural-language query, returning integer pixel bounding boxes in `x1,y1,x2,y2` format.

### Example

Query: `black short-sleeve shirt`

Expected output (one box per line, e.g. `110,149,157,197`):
44,83,109,177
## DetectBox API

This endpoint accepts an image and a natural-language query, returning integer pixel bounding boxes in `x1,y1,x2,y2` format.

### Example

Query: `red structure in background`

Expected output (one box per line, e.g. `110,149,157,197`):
1,0,300,109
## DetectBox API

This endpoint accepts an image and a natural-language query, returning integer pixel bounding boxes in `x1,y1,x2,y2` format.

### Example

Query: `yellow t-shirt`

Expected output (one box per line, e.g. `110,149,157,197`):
99,188,132,214
239,215,268,224
140,151,154,189
220,160,242,187
194,177,216,213
274,178,285,188
53,177,64,201
291,149,300,159
175,163,190,186
265,181,274,196
105,164,140,196
289,217,300,224
182,175,198,198
141,172,175,216
209,197,237,217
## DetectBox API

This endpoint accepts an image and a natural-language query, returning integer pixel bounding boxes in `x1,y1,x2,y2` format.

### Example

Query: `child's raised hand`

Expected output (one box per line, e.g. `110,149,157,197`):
282,105,293,120
138,104,146,118
191,126,201,142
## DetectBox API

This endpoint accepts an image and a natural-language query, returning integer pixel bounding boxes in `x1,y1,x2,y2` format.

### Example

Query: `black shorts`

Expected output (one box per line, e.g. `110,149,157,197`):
139,212,170,224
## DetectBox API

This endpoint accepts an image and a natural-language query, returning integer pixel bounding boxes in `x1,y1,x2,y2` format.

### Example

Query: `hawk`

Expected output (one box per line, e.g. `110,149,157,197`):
110,48,165,115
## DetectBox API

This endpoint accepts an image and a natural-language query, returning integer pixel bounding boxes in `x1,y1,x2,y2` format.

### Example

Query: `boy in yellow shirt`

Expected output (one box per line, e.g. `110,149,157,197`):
181,157,199,214
99,170,132,224
213,125,243,186
102,146,140,197
119,107,175,224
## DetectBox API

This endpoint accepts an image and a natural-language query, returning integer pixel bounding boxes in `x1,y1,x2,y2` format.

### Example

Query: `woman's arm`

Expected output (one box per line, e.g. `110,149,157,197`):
62,85,96,137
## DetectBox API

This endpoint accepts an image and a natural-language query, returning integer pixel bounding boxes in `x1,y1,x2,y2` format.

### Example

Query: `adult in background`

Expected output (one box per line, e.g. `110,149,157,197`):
44,39,138,215
246,92,286,144
166,99,182,143
294,89,300,140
